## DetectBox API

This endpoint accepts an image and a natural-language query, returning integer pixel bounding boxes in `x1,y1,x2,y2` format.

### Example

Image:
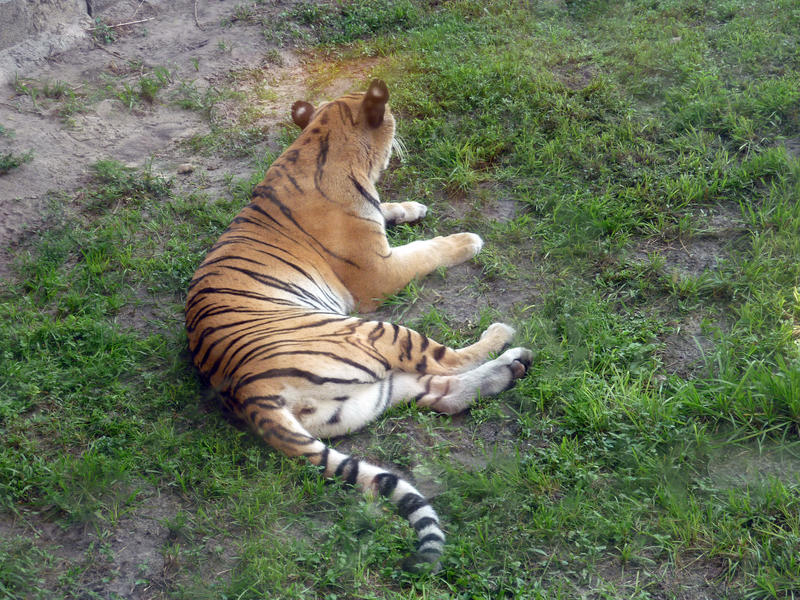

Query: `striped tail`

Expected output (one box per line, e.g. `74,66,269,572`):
312,444,445,570
246,404,445,569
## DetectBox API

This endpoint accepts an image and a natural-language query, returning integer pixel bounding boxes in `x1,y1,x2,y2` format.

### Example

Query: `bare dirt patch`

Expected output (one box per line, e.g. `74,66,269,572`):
631,202,746,277
552,59,596,91
0,0,313,280
658,311,717,378
581,554,733,600
707,439,800,489
0,487,187,599
630,202,745,377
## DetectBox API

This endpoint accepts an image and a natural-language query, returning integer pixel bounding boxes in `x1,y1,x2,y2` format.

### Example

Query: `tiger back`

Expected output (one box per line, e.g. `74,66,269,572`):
185,79,533,570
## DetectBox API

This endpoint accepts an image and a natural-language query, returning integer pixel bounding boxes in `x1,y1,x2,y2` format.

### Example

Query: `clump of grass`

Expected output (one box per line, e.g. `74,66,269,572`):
115,67,173,108
172,81,236,117
0,150,33,175
90,17,117,45
288,0,422,44
90,159,172,202
11,76,87,122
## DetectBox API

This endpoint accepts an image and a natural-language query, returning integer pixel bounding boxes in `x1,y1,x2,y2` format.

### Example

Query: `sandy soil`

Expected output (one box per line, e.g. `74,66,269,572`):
0,0,316,280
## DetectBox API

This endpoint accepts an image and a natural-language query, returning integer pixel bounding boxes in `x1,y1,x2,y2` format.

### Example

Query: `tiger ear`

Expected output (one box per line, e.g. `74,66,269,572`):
291,101,314,129
362,79,389,129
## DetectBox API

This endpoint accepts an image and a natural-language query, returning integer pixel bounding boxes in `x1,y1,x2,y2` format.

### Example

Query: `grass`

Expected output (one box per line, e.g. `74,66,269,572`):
0,150,33,175
2,0,800,598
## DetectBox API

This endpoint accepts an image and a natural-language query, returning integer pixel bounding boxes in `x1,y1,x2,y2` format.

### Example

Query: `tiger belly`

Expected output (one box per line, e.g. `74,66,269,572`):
281,376,397,438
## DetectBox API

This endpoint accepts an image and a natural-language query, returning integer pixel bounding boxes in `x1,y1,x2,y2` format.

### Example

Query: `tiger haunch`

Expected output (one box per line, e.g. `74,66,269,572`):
185,79,533,569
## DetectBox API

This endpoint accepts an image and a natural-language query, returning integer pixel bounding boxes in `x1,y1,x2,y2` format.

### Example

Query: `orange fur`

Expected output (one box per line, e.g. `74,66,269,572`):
185,80,532,569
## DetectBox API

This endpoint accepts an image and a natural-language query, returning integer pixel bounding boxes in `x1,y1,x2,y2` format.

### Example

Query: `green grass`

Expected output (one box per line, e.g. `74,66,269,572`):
0,150,33,175
2,0,800,598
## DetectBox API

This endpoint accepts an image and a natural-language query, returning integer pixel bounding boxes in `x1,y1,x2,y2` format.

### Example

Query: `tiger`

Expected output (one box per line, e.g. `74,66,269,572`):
185,79,533,571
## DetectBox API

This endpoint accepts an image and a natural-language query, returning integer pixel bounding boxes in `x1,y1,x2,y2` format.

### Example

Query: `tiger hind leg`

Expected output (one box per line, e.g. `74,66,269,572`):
392,346,533,414
303,344,533,442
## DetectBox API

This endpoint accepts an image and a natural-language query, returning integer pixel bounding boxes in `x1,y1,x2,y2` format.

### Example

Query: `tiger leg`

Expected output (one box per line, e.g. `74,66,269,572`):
354,233,483,311
304,345,532,440
380,201,427,225
239,393,445,570
389,346,533,415
363,321,516,375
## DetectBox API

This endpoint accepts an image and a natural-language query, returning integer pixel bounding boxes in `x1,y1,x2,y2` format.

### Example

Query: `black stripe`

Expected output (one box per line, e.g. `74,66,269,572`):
401,330,413,361
345,462,359,486
319,447,330,470
383,372,394,411
415,356,427,373
433,345,446,362
418,532,445,546
233,368,362,395
349,174,380,210
242,395,285,410
419,335,429,352
413,376,433,402
314,132,330,192
273,163,303,192
249,350,378,379
335,100,356,126
413,517,439,532
374,473,398,498
368,322,385,344
397,493,428,519
271,426,316,446
326,407,341,425
334,456,359,486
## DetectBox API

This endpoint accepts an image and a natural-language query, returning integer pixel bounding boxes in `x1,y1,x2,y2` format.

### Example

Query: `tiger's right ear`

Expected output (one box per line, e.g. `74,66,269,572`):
362,79,389,128
291,101,314,129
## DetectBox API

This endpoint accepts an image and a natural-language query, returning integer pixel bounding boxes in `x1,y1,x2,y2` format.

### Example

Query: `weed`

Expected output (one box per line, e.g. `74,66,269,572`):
116,67,172,108
0,150,33,175
90,17,117,45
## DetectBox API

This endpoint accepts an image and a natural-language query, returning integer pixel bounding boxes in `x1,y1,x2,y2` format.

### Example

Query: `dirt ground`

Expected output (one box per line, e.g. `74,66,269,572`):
0,0,321,280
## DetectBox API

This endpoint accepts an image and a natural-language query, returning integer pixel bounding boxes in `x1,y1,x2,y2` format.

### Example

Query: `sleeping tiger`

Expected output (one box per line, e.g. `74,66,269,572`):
185,79,532,570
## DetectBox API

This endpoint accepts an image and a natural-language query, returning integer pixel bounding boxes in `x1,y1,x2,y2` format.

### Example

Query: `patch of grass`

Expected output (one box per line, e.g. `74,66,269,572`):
11,76,90,123
288,0,423,45
0,537,55,600
0,150,33,175
90,17,117,45
2,1,800,598
115,67,173,109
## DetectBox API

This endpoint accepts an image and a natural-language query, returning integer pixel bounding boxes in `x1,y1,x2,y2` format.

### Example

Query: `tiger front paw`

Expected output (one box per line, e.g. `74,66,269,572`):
444,232,483,265
399,201,427,223
382,201,428,225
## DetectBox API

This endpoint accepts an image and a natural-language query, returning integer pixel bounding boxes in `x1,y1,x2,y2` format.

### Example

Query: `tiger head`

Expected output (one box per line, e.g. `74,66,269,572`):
290,79,397,184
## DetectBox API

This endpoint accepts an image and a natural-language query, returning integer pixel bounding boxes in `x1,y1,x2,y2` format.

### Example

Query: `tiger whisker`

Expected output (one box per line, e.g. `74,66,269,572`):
391,136,407,163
